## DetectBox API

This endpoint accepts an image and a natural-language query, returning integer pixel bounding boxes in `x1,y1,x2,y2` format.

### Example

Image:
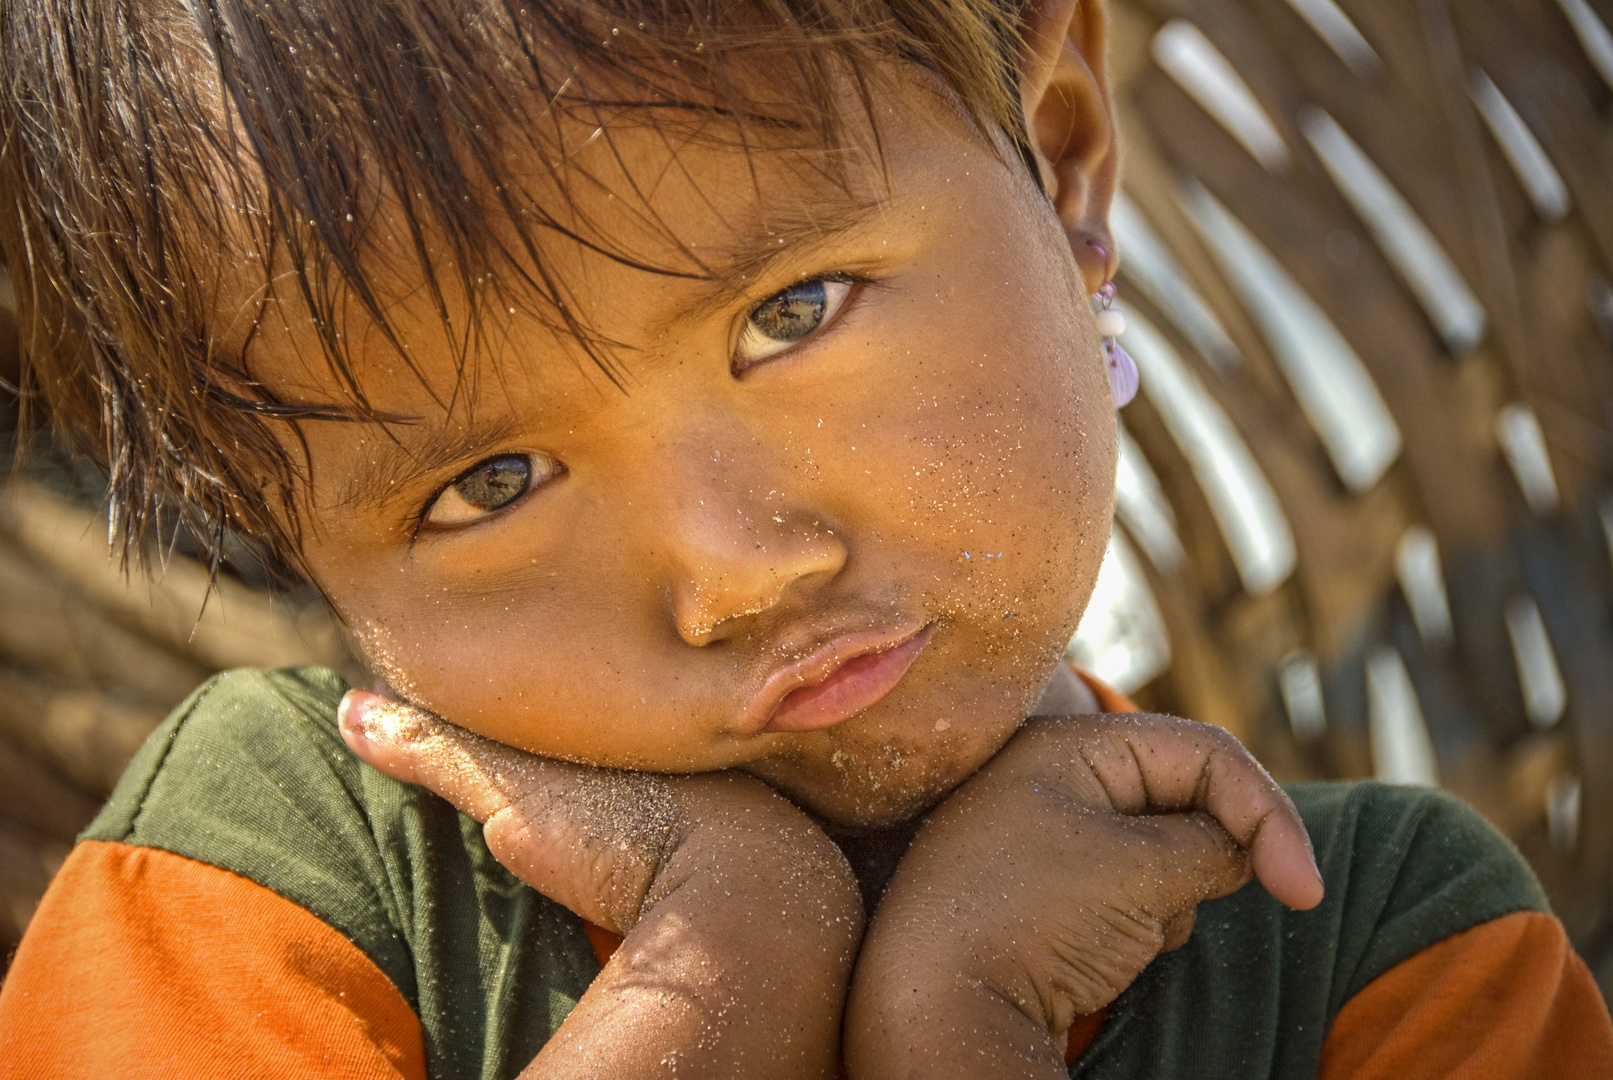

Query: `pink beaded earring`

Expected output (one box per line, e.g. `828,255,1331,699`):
1086,241,1137,408
1095,280,1138,408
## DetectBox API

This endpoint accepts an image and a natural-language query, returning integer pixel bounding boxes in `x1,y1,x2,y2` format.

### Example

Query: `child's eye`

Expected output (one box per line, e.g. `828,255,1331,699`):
423,452,561,527
733,276,854,372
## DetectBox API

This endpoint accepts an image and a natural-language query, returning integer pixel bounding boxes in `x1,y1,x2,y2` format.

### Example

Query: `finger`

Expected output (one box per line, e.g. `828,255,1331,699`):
1159,908,1196,953
1108,810,1251,918
1245,807,1324,911
339,690,677,930
1184,747,1322,912
1088,717,1324,911
339,690,532,821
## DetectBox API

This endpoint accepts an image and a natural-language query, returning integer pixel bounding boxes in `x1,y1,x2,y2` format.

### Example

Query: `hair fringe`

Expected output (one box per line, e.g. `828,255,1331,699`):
0,0,1030,579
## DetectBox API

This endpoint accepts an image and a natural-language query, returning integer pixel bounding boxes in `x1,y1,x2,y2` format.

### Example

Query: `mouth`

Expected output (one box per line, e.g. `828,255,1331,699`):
737,621,935,735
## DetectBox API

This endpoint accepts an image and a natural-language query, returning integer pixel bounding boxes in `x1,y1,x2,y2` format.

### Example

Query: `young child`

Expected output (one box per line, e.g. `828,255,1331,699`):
0,0,1608,1077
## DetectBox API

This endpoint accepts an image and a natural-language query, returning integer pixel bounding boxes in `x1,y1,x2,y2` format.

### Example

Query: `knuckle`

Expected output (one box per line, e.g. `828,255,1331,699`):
1192,724,1241,757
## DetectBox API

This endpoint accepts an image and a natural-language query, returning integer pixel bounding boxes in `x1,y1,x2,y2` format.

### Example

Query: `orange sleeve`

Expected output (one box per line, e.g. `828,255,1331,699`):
0,839,427,1080
1319,910,1613,1079
1072,667,1139,715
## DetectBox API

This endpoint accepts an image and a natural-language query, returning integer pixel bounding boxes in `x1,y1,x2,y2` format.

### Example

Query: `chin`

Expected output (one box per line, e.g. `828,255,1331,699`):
745,654,1049,827
754,746,988,831
806,789,940,830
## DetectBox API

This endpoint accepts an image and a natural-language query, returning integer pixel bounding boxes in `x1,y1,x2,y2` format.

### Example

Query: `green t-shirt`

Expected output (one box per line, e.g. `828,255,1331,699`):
84,667,1550,1080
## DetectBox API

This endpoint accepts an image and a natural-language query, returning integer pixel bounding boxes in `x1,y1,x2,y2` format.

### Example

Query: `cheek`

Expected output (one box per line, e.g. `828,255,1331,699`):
806,268,1116,659
328,577,553,711
321,563,696,763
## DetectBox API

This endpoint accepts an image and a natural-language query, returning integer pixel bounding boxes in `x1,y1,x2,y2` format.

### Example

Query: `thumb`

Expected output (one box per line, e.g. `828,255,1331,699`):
339,690,678,933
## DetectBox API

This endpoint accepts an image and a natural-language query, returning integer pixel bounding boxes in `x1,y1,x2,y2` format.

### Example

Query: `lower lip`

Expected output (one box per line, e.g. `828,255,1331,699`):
761,625,933,734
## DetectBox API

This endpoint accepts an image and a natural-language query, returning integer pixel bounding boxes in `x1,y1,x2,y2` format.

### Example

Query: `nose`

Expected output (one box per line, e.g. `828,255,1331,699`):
658,448,847,647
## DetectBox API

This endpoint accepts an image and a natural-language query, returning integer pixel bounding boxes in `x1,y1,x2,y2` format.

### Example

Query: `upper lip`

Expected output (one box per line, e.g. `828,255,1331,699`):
733,617,931,735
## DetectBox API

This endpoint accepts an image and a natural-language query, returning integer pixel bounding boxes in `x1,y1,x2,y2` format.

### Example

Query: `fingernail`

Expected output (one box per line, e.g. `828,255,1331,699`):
338,690,376,748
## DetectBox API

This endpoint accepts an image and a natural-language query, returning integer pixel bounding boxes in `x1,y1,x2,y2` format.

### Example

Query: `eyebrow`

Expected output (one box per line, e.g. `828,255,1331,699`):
336,412,526,514
673,194,884,322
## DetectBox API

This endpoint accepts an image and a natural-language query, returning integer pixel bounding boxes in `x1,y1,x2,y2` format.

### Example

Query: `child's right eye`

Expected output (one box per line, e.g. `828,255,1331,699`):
423,452,561,527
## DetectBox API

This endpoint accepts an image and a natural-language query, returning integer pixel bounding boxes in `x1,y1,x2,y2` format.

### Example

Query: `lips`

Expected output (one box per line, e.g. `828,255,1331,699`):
736,621,934,735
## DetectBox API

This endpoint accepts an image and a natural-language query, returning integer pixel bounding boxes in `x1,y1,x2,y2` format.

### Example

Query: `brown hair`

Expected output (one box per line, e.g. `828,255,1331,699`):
0,0,1031,576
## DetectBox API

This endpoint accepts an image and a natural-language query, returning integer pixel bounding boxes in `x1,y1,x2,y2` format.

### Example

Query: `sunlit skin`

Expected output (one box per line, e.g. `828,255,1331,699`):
242,5,1323,1077
271,81,1115,828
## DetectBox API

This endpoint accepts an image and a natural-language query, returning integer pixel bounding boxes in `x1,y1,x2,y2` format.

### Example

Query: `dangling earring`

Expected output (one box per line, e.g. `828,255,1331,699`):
1094,280,1138,408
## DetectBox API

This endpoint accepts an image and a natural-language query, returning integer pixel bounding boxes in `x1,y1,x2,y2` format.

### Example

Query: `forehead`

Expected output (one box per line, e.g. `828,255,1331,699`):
245,69,994,414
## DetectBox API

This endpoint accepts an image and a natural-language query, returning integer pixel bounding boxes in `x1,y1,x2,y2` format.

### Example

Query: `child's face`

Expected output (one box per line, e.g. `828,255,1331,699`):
263,75,1116,827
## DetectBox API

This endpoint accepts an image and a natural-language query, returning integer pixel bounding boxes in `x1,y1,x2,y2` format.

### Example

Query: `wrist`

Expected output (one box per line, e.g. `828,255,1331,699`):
845,950,1066,1080
658,772,865,934
541,773,861,1080
623,771,865,982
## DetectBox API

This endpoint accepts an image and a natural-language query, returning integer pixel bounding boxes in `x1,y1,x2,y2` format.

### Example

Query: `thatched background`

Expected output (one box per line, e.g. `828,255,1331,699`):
0,0,1610,1005
1090,0,1613,1002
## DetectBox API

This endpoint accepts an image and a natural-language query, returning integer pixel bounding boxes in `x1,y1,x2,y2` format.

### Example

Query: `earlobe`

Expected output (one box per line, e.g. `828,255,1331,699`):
1019,0,1119,294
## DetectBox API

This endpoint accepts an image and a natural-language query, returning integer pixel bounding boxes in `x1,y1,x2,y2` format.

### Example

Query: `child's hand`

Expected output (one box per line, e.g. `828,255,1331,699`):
339,691,863,1080
844,713,1322,1080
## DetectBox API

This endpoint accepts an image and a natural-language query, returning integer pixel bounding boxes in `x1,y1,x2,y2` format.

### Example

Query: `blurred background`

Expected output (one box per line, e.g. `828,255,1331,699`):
0,0,1610,1005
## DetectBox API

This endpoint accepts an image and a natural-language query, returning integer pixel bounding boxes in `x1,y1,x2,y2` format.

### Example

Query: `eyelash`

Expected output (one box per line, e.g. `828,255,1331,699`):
731,272,867,375
417,451,563,533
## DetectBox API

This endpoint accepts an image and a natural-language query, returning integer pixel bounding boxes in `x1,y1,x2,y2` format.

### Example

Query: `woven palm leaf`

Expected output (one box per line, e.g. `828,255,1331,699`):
1078,0,1613,999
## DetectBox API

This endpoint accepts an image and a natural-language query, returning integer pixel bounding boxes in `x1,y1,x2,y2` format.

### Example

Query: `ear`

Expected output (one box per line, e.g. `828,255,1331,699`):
1019,0,1118,295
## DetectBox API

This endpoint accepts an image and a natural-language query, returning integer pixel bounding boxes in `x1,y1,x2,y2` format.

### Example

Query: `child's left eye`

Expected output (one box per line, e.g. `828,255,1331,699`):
733,276,854,372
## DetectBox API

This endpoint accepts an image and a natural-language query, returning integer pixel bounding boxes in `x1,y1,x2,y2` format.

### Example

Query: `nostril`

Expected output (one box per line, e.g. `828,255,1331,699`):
673,578,777,647
668,522,848,647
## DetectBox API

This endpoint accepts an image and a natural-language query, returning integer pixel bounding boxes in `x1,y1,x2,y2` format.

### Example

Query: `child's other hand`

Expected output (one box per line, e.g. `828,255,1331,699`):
1025,712,1324,911
339,690,862,1079
844,713,1322,1080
